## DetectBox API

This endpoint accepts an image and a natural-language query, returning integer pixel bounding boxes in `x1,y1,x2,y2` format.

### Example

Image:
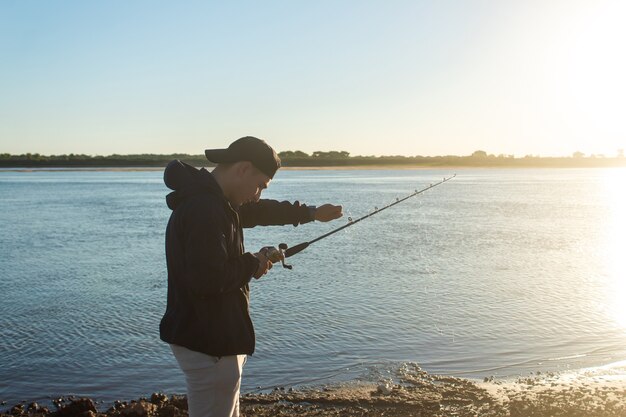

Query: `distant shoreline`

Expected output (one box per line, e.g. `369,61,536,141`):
3,151,626,171
1,164,626,173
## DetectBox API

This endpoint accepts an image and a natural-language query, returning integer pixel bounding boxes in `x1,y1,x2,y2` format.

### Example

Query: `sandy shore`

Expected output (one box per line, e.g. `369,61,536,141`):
2,362,625,417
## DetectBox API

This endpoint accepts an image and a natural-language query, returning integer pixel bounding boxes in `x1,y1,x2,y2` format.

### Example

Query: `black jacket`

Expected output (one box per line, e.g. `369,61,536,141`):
159,160,314,356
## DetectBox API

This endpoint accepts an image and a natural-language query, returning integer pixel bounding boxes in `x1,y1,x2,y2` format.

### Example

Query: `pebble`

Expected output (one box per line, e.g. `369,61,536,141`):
377,383,393,395
150,392,168,404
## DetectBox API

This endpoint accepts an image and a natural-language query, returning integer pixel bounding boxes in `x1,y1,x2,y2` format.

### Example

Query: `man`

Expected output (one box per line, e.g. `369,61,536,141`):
160,136,343,417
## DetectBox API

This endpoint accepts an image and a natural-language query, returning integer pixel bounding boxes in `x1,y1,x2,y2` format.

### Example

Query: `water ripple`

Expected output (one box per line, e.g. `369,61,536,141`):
1,168,626,404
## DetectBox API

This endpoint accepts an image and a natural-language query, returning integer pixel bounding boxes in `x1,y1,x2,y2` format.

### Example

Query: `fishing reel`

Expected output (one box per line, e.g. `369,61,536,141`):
263,243,293,269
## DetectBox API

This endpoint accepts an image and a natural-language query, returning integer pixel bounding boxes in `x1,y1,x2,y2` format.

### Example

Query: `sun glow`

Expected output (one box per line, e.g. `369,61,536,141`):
525,0,626,156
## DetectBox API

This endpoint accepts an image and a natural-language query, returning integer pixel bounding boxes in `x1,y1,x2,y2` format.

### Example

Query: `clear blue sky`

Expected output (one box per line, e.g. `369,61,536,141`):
1,0,624,157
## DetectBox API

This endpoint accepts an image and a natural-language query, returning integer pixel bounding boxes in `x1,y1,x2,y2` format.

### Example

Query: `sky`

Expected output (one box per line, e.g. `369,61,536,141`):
1,0,625,157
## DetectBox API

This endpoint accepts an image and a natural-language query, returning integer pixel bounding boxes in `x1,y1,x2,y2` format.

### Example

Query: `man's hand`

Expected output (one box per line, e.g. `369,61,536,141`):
252,250,272,279
314,204,343,222
252,247,276,279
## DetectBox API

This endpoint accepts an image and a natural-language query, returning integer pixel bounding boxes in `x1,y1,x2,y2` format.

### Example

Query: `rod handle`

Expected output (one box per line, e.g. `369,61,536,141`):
284,241,310,258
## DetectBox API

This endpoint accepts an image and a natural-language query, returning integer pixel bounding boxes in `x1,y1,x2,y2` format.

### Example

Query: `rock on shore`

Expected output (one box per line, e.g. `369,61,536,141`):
2,363,625,417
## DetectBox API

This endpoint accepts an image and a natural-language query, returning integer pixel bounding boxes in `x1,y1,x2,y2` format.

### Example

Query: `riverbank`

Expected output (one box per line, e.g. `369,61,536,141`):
2,154,626,170
4,164,626,173
3,362,625,417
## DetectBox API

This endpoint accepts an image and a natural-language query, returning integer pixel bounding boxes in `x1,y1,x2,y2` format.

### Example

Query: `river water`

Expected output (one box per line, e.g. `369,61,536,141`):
1,167,625,404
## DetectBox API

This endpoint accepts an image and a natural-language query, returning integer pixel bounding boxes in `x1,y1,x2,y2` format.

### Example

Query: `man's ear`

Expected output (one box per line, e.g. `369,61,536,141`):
233,161,251,178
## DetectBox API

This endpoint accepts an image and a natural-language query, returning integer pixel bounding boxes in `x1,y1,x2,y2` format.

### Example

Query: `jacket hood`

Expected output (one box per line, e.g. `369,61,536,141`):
164,160,223,210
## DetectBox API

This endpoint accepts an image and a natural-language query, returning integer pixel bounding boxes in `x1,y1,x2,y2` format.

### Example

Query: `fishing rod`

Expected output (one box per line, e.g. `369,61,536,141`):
266,174,456,269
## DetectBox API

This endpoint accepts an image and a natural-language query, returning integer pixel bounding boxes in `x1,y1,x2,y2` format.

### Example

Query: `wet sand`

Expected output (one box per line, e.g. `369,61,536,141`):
3,362,625,417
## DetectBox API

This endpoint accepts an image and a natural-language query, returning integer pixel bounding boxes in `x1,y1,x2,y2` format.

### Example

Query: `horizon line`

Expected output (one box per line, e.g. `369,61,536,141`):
2,150,625,159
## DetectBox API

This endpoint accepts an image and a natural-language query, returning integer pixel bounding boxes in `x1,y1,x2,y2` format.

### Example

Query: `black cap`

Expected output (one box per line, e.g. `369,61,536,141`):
205,136,281,178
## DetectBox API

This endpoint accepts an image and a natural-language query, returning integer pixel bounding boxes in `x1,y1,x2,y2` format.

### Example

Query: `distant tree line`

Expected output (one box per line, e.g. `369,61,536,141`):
0,150,625,168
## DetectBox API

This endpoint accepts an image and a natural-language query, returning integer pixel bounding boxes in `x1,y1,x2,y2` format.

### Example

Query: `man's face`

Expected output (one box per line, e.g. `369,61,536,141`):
234,162,271,206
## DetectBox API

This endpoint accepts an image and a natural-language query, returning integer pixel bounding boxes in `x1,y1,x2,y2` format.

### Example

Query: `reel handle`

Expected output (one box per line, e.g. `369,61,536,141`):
263,244,293,269
279,243,293,269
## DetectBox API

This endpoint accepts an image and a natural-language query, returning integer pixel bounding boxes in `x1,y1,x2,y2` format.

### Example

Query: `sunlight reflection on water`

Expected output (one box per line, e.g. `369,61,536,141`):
602,168,626,329
2,168,626,405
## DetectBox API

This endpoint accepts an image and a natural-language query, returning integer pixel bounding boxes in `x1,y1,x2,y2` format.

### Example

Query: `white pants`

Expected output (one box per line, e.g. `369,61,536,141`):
170,344,247,417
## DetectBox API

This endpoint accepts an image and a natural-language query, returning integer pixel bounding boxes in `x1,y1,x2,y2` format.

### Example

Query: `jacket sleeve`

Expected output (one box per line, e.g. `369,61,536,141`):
238,199,315,228
181,199,259,297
